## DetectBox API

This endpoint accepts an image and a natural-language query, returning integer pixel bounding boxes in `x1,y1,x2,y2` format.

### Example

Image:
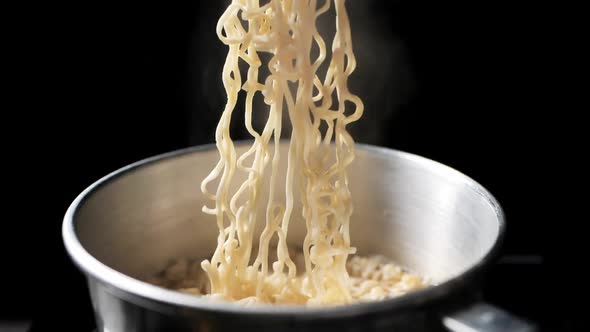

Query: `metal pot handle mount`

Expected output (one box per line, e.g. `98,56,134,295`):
442,302,537,332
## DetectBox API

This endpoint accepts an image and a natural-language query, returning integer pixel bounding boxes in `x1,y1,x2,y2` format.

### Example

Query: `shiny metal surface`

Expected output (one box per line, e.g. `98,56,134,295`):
63,143,506,332
443,303,536,332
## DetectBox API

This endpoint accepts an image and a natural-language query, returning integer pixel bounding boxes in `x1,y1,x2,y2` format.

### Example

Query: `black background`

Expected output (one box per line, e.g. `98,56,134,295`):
3,1,570,331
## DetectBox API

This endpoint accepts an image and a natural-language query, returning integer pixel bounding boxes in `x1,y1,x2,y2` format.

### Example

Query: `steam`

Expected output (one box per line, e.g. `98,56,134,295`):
336,0,415,145
186,0,415,146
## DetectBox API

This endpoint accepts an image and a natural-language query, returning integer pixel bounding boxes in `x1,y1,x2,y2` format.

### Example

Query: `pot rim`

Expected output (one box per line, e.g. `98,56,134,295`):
62,142,505,318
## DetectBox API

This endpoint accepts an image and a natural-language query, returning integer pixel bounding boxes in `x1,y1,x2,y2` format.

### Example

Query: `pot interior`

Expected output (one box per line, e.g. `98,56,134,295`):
74,143,501,288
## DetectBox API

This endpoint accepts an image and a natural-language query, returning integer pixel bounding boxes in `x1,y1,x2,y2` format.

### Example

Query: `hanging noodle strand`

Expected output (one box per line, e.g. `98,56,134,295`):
193,0,425,305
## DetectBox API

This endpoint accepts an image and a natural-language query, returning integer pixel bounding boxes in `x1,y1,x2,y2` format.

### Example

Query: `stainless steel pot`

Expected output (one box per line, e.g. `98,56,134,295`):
63,143,536,331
